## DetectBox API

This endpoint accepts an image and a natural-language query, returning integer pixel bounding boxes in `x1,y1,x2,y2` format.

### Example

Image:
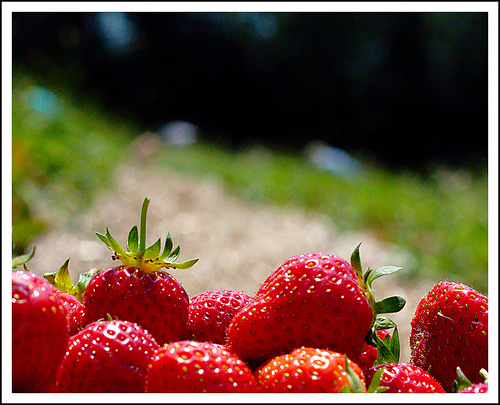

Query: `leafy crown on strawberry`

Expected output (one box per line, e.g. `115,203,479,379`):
227,243,405,365
74,197,198,345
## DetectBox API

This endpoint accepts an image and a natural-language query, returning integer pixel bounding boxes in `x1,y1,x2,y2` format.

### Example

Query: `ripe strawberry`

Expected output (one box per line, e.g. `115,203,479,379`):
145,340,257,393
227,243,405,365
12,270,70,392
54,290,85,335
254,347,366,393
459,383,488,393
185,290,254,344
43,259,86,335
409,281,488,392
54,319,159,392
365,363,446,393
82,197,198,345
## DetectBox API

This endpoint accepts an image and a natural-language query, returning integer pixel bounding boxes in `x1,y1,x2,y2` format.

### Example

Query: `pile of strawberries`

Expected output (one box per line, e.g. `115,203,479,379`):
12,197,489,394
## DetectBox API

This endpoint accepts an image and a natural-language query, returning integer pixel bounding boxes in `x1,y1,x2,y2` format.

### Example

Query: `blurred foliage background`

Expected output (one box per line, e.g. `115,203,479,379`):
11,11,489,294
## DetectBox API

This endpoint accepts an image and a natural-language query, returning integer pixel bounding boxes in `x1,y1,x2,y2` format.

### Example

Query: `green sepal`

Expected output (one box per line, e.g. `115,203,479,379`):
171,258,199,269
95,231,112,249
73,267,103,300
372,316,398,331
166,245,181,262
96,197,198,273
373,327,400,366
43,258,74,294
479,368,489,382
143,237,161,260
365,265,403,287
452,366,473,392
367,367,390,393
388,328,400,362
159,232,174,259
451,367,489,392
342,354,366,393
127,225,139,255
349,243,406,329
105,228,129,258
12,246,35,269
374,295,406,314
363,266,402,304
44,260,103,302
350,242,363,281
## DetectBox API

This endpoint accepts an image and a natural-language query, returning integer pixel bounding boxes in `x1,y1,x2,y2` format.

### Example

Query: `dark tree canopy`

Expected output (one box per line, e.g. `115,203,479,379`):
13,12,489,171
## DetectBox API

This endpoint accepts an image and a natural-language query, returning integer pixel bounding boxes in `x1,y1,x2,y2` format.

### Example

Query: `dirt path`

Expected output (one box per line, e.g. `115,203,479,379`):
27,161,436,363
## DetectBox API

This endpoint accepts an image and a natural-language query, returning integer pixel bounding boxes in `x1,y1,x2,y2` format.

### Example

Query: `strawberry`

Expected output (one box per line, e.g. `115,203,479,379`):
227,243,405,365
54,290,85,335
145,340,257,392
82,197,198,345
43,259,86,335
12,270,70,392
54,319,159,392
185,290,254,344
459,383,488,393
254,347,366,393
364,363,446,393
409,281,488,391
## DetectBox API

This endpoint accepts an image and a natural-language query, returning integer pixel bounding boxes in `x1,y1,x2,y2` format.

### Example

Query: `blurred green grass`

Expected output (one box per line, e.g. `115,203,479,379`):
12,71,137,254
153,142,488,294
12,72,488,294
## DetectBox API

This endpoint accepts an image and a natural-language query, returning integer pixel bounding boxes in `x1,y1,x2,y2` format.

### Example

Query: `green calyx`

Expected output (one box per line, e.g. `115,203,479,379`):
95,197,199,273
12,246,35,270
43,259,102,302
350,242,406,321
350,242,406,362
341,354,389,393
451,367,489,392
372,320,401,366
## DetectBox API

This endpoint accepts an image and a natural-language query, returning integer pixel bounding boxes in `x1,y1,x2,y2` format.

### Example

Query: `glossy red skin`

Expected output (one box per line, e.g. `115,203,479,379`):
54,290,85,335
83,265,189,345
365,363,446,393
145,340,257,393
409,282,488,392
12,271,70,393
254,347,366,393
55,319,159,393
459,383,488,393
227,253,372,364
185,290,254,344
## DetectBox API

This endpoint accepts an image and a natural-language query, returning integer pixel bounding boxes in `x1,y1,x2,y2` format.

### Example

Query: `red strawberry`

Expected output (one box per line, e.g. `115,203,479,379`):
227,244,405,365
82,197,198,345
185,290,254,344
254,347,366,393
145,340,257,393
365,363,446,393
54,319,159,392
54,290,85,335
409,281,488,391
459,383,488,393
12,270,70,392
43,258,87,335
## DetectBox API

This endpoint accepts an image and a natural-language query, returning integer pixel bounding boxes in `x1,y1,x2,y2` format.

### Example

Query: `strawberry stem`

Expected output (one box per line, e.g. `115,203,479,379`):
96,197,199,273
140,197,150,253
12,246,36,269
